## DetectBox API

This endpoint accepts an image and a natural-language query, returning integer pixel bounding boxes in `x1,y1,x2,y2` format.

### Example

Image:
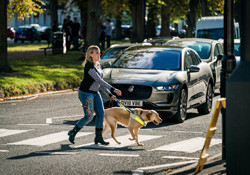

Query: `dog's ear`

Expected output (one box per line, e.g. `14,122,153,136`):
146,111,152,120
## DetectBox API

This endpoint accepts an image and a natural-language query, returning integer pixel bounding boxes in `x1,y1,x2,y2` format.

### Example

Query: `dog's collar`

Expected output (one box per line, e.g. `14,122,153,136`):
139,111,143,116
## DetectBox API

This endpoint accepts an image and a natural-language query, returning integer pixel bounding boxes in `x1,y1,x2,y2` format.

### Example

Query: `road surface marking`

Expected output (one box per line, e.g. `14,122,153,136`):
6,131,93,146
18,124,50,126
99,153,140,157
46,115,82,124
73,134,162,149
161,155,199,160
132,160,196,175
34,151,77,155
0,150,9,152
0,129,30,137
150,137,222,153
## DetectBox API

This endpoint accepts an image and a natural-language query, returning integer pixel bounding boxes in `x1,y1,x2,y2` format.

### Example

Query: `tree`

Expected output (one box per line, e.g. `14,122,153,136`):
0,0,45,73
0,0,11,73
200,0,209,16
160,0,170,37
186,0,199,37
49,0,58,29
86,0,101,48
129,0,145,43
147,0,159,38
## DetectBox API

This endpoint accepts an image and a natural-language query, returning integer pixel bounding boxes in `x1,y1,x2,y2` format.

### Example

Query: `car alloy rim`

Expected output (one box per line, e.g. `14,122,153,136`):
180,90,187,120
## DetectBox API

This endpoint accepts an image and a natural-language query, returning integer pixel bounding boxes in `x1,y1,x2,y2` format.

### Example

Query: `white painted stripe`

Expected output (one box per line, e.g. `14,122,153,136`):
132,170,144,175
18,124,50,126
135,160,196,171
0,150,9,152
150,137,222,153
171,130,203,134
7,131,93,146
99,153,139,157
0,129,30,137
51,115,82,119
34,151,77,155
161,156,199,160
73,134,162,149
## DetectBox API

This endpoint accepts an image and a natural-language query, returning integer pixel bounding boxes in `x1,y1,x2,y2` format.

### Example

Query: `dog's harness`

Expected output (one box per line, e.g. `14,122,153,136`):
115,99,147,127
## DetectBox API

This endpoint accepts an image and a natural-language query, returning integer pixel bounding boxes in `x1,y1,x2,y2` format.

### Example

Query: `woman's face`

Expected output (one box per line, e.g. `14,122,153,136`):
90,49,100,63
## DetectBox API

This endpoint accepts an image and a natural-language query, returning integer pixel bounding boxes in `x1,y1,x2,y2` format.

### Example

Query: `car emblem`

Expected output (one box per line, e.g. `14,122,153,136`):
128,86,134,92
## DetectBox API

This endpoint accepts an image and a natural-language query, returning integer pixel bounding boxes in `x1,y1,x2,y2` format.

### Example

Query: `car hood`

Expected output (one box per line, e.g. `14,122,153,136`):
103,68,179,86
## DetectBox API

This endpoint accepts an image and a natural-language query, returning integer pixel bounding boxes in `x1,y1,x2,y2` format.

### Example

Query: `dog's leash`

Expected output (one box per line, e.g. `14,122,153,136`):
115,99,147,127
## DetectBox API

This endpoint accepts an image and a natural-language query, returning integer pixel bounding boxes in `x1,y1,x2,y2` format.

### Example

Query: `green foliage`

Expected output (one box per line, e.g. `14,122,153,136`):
8,0,45,20
0,51,84,97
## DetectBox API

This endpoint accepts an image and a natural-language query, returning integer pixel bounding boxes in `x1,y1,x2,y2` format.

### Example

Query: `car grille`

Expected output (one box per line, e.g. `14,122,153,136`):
112,84,152,100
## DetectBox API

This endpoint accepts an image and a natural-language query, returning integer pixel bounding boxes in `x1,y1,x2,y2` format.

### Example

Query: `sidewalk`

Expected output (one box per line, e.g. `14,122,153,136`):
169,153,226,175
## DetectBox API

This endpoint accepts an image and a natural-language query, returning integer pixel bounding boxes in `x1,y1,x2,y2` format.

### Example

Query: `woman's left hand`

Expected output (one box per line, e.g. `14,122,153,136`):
114,89,122,96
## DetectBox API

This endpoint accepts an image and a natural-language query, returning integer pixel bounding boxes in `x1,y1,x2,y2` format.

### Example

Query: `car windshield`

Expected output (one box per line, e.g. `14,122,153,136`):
166,41,211,59
113,47,181,70
197,29,224,40
16,28,32,33
234,43,240,56
101,47,127,59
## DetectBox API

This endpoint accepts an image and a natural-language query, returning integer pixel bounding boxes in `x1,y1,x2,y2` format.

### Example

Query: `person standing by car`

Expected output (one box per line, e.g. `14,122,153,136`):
68,45,122,145
71,17,81,51
99,20,106,52
63,15,73,51
105,19,112,48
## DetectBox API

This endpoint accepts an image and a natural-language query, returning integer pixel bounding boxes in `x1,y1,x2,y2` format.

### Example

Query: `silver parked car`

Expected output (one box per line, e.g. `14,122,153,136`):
165,38,223,90
100,43,151,67
102,46,214,123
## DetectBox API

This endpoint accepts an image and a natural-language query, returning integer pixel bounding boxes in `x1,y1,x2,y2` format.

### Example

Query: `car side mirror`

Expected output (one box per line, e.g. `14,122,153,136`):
102,62,111,69
217,54,223,61
188,65,200,73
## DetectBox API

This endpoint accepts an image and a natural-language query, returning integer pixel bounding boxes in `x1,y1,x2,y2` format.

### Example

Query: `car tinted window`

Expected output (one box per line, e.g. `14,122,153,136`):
189,50,201,65
234,43,240,56
166,41,212,59
102,47,127,59
184,51,193,70
113,48,181,70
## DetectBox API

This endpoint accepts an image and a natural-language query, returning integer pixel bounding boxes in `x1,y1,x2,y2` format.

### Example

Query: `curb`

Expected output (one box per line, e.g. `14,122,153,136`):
0,89,78,104
168,153,222,175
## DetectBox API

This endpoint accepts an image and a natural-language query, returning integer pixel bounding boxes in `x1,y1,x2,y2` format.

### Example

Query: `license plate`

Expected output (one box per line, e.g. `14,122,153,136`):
20,36,26,39
120,100,143,107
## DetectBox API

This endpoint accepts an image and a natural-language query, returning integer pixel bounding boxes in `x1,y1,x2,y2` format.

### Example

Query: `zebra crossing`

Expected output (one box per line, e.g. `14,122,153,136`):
0,128,222,154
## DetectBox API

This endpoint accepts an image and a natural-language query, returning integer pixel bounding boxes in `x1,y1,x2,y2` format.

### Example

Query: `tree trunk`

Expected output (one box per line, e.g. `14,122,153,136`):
147,0,158,38
0,0,12,73
160,0,170,37
115,14,122,40
86,0,101,48
136,0,145,42
200,0,209,16
187,0,199,37
49,0,58,28
129,0,137,43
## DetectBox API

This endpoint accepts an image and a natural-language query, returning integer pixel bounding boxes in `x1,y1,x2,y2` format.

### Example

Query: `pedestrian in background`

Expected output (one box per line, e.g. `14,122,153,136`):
99,20,106,52
68,45,122,145
105,19,112,48
71,17,81,51
63,15,72,51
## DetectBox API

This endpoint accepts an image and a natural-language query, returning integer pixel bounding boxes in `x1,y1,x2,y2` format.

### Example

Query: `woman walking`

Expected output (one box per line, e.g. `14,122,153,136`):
68,45,122,145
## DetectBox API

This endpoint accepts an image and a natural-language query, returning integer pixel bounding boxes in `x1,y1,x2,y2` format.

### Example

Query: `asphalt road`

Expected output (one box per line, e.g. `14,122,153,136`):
0,91,222,175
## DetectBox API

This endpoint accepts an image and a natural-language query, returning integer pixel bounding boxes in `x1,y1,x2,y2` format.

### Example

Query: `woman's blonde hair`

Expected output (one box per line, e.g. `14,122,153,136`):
83,45,100,66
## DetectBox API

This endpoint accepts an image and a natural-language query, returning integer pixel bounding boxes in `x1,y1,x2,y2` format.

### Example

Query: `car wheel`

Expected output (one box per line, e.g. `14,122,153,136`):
197,83,214,114
21,40,24,43
173,89,187,123
14,39,17,43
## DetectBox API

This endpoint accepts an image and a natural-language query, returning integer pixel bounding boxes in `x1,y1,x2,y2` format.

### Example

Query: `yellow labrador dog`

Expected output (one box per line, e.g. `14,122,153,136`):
102,107,162,146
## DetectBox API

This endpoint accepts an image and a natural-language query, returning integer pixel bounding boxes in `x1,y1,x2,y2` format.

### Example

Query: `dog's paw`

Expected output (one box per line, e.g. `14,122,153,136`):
117,142,121,144
137,143,144,146
129,138,135,141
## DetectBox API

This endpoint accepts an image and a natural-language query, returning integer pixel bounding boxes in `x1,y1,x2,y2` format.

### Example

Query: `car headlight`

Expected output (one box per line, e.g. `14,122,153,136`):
156,84,180,91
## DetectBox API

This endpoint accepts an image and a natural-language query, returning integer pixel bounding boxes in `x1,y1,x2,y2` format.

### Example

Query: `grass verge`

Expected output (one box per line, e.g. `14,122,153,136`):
0,51,84,98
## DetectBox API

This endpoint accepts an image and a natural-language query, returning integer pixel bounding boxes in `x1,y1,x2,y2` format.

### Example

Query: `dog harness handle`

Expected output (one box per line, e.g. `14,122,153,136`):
116,99,147,127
